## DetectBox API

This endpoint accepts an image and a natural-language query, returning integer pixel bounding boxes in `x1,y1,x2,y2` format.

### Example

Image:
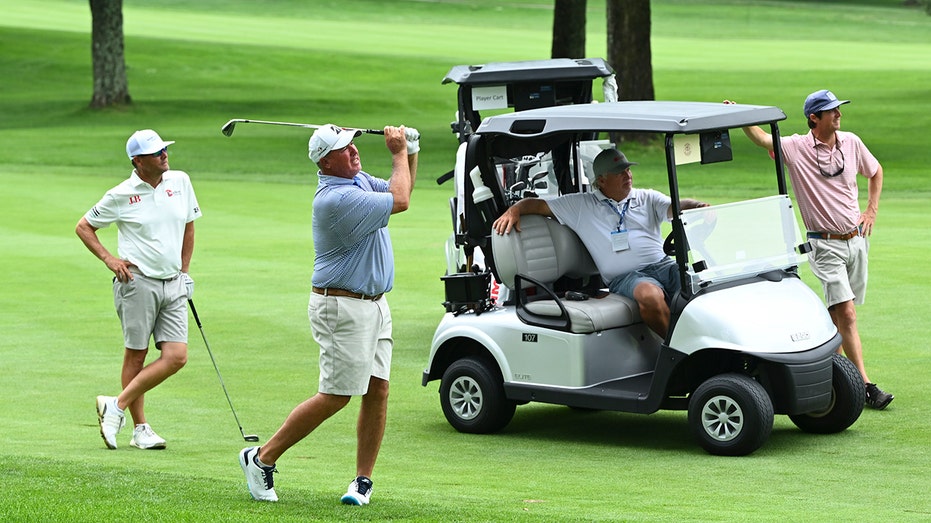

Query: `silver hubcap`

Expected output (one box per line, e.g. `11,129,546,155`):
806,385,838,418
701,394,744,441
449,376,482,420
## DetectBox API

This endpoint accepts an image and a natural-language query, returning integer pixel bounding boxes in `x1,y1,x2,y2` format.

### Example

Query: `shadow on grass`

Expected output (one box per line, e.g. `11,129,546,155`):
418,402,868,457
489,404,695,452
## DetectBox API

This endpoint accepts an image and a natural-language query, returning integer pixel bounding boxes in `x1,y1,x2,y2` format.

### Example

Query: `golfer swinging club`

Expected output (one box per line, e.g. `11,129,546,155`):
76,129,202,450
239,123,419,505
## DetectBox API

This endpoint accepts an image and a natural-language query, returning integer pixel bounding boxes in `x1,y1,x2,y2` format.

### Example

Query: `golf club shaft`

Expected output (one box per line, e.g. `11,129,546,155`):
188,299,258,442
221,118,385,137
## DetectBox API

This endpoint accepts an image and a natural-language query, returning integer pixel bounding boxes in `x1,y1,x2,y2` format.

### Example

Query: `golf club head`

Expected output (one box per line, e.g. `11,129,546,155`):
221,120,237,137
244,434,260,442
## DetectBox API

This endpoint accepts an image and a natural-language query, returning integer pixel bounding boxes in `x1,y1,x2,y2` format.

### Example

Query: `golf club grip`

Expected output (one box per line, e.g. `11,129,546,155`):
188,299,202,328
362,129,385,135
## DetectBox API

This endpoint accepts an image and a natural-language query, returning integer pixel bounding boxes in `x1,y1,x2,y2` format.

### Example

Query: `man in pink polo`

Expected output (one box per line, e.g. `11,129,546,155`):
739,90,891,409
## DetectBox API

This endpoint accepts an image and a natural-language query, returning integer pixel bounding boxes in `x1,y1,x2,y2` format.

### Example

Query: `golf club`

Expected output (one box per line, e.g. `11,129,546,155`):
221,118,385,137
188,299,260,443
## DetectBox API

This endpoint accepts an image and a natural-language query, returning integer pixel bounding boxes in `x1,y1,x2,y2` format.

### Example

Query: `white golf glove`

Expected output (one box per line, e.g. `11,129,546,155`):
405,127,420,155
181,272,194,300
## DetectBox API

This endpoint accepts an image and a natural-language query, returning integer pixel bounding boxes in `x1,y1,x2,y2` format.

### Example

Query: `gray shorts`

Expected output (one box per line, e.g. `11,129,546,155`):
808,236,869,307
308,292,393,396
113,271,188,350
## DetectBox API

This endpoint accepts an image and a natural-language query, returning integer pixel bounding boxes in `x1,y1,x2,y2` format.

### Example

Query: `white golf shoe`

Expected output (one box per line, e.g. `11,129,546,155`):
239,446,278,501
340,476,373,505
130,423,167,449
95,395,125,449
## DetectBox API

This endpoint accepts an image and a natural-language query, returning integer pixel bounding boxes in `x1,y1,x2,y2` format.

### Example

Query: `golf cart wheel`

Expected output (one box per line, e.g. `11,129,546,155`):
688,373,774,456
440,357,515,434
789,354,865,434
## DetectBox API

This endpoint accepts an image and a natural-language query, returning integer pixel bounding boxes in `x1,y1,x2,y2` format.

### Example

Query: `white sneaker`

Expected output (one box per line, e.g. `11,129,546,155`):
130,423,167,449
96,395,125,449
239,447,278,501
340,476,373,505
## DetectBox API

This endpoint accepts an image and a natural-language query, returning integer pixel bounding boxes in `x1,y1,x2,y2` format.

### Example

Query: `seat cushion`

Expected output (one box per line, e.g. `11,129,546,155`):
523,293,640,334
492,214,598,290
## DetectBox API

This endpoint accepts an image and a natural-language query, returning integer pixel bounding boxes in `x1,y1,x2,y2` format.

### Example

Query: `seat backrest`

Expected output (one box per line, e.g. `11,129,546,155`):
492,214,598,290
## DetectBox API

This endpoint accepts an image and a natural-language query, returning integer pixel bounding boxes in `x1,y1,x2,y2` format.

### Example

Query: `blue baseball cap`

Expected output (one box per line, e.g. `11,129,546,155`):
803,89,850,118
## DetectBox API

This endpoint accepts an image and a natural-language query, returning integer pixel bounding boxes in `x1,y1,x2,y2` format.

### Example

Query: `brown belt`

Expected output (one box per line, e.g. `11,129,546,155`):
312,287,383,301
807,230,859,241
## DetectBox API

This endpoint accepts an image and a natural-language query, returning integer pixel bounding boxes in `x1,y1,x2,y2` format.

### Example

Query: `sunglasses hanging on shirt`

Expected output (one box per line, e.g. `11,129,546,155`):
815,138,845,178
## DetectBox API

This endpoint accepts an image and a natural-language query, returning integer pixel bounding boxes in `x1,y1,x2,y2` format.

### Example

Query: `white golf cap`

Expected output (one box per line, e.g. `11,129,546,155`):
308,124,361,164
126,129,175,158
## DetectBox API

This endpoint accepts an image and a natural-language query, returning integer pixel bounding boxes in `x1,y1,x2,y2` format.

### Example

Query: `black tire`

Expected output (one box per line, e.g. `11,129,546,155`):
789,353,865,434
688,373,774,456
439,357,516,434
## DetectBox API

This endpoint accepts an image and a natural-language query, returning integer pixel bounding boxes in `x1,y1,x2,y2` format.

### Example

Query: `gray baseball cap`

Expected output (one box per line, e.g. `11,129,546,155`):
593,148,638,178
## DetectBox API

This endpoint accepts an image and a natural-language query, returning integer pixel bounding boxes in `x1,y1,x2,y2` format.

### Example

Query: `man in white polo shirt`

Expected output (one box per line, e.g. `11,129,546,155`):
493,148,708,338
76,129,202,449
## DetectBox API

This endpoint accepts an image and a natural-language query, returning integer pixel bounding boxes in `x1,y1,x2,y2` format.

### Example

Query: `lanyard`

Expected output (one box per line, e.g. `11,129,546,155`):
603,199,631,231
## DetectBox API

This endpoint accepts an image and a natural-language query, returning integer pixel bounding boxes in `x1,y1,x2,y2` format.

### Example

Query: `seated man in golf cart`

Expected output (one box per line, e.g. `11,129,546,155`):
492,148,708,337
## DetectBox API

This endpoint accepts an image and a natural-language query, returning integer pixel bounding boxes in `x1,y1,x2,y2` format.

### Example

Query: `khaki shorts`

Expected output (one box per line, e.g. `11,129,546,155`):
113,272,188,350
308,293,392,396
808,235,869,308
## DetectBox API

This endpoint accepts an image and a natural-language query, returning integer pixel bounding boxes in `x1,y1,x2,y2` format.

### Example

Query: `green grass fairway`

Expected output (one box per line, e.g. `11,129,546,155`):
2,1,930,521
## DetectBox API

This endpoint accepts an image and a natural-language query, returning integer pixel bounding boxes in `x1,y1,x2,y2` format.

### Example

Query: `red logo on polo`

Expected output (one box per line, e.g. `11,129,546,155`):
129,195,142,204
166,189,174,197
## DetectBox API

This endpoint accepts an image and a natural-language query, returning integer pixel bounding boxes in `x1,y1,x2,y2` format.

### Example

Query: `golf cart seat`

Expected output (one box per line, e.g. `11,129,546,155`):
492,214,641,333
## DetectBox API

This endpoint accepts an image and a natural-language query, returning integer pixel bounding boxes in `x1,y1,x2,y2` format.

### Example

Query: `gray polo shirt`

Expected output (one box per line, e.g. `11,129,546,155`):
546,188,670,282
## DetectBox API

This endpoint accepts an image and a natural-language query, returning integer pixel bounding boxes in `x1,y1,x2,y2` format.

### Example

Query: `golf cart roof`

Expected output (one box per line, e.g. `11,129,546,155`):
443,58,614,86
476,101,786,136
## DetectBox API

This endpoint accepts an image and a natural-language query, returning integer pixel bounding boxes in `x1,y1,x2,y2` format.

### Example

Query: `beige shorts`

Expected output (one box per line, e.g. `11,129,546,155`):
113,272,188,350
308,292,392,396
808,235,869,308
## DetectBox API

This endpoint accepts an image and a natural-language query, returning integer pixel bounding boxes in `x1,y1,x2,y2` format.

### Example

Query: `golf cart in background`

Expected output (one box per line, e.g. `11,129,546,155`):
422,74,865,454
438,59,618,293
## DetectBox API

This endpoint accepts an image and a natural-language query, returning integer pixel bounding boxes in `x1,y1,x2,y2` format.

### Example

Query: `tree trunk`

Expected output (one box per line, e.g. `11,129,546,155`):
89,0,131,108
551,0,587,59
606,0,654,144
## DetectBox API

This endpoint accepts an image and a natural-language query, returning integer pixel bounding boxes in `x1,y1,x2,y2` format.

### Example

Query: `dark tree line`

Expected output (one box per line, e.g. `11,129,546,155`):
552,0,654,103
89,1,655,109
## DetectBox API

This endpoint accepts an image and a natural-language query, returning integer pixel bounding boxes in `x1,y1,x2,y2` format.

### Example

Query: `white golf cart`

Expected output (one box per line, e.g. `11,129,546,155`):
422,67,864,456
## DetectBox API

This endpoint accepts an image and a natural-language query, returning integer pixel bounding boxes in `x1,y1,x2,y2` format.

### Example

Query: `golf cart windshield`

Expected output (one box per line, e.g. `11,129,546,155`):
681,195,807,292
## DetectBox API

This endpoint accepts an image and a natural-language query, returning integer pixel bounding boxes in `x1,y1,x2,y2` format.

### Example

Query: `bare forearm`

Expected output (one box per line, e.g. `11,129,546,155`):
76,218,115,265
867,165,883,214
181,221,195,273
389,151,412,214
492,198,553,235
742,125,774,152
76,217,134,281
680,198,709,211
